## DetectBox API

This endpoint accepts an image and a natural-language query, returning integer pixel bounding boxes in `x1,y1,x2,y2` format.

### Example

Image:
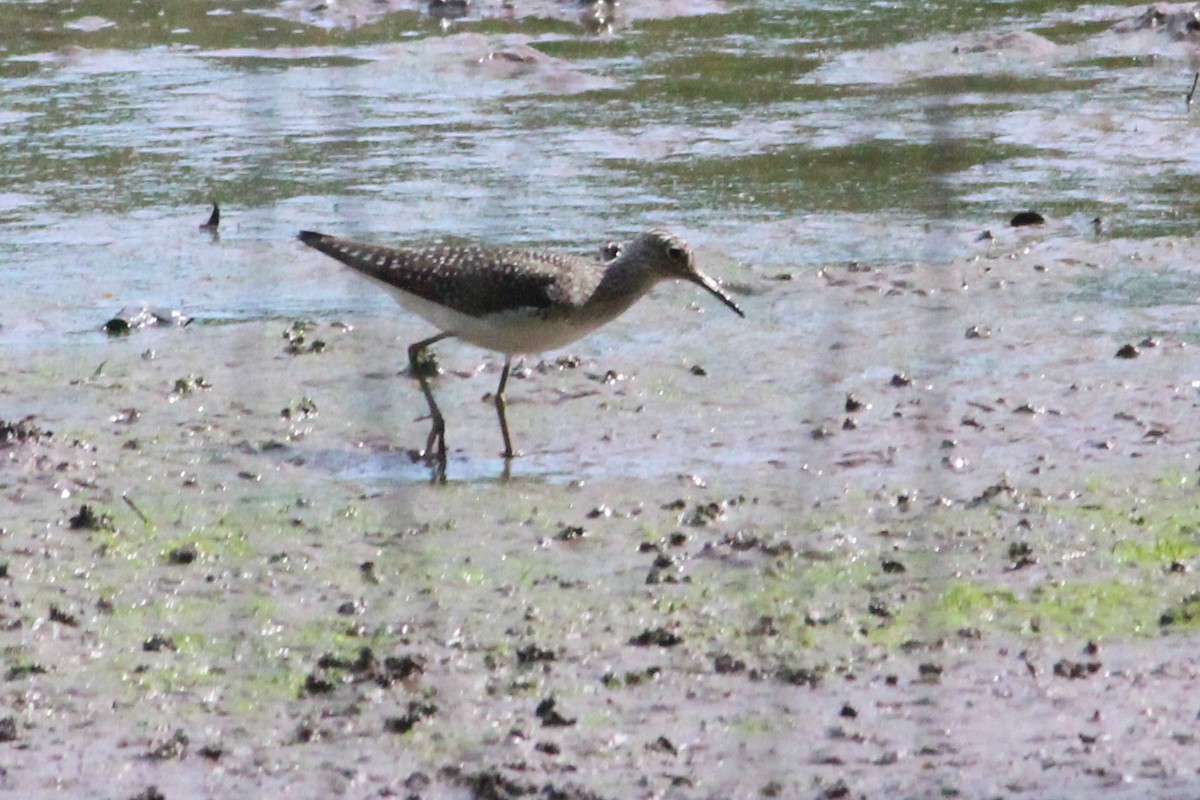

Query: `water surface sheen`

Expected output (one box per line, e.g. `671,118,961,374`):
2,0,1199,339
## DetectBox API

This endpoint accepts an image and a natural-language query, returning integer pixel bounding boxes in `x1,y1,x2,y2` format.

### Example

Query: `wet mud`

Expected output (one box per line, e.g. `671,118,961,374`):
5,229,1200,798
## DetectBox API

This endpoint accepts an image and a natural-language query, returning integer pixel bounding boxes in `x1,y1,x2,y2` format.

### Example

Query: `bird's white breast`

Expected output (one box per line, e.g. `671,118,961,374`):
382,285,612,355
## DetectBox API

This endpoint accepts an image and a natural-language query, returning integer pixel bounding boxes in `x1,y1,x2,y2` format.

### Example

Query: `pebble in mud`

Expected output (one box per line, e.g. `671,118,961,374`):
1115,343,1139,359
965,325,991,339
1010,210,1045,227
103,306,191,336
844,393,868,412
166,543,198,565
197,744,223,761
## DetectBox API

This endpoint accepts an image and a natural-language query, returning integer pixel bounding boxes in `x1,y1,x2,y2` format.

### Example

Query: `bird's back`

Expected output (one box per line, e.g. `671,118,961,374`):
298,231,606,317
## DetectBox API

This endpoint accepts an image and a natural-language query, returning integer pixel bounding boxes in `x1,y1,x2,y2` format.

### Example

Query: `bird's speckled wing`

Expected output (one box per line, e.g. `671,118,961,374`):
299,231,604,317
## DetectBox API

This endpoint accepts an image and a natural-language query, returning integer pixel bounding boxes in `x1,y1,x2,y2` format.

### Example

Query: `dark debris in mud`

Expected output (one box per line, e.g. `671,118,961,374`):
171,374,212,395
281,396,318,420
126,787,165,800
68,504,113,532
917,662,944,683
410,347,441,378
627,627,682,648
0,417,52,447
5,662,47,681
966,480,1016,508
776,665,823,688
48,605,78,627
1007,541,1038,570
555,524,586,541
1159,591,1200,627
713,653,747,674
644,550,684,584
670,495,747,527
534,696,576,727
383,700,439,734
302,646,425,695
282,320,327,355
1052,658,1102,679
601,666,661,688
444,765,610,800
710,530,795,558
143,729,188,761
516,643,556,666
142,634,177,653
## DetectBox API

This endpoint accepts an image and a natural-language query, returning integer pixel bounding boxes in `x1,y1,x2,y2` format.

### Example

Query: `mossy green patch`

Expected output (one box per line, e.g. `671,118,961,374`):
884,577,1178,642
1029,580,1159,637
1111,533,1200,566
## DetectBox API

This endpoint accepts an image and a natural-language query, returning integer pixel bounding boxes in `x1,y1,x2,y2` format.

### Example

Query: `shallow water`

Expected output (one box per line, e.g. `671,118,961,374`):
4,0,1200,348
4,2,1200,488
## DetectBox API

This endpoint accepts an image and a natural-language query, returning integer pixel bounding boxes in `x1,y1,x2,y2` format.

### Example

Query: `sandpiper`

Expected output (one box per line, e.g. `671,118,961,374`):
297,228,743,472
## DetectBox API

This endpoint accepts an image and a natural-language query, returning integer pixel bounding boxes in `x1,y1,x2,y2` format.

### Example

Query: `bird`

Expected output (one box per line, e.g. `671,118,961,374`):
297,228,744,474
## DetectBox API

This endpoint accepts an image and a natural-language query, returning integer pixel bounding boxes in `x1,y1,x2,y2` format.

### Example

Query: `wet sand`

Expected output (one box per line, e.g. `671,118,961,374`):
4,229,1200,798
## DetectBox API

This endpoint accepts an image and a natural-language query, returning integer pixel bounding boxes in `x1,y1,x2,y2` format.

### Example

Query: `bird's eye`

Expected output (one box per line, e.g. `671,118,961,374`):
667,246,685,260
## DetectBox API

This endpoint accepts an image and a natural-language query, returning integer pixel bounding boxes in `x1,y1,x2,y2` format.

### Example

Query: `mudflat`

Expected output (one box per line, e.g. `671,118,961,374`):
4,229,1200,798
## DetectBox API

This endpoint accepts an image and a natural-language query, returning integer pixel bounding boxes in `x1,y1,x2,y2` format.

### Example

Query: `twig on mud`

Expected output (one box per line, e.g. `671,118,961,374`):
1187,71,1199,111
123,494,151,527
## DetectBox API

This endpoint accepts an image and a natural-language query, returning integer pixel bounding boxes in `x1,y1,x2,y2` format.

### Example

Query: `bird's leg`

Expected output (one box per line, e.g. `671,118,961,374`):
494,356,519,459
408,333,452,468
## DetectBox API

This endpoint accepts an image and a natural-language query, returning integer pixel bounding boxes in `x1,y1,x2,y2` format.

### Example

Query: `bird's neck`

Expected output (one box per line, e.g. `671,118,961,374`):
587,256,659,316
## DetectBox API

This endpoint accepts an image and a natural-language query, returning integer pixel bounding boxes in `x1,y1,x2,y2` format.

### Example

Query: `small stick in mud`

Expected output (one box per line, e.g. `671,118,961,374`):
1187,72,1199,111
123,494,151,526
200,203,220,231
